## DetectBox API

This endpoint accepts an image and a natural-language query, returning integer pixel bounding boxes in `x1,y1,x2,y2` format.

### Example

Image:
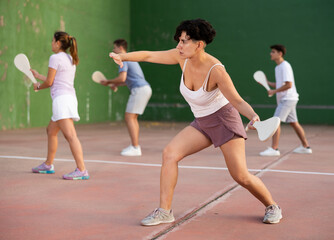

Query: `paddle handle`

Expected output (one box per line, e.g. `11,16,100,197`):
245,121,259,131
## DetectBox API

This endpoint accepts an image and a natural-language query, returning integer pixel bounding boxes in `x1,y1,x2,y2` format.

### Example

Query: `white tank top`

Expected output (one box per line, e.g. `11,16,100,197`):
179,59,229,118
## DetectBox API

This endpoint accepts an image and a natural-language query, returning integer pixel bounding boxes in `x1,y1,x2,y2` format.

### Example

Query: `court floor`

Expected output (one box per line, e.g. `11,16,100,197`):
0,122,333,240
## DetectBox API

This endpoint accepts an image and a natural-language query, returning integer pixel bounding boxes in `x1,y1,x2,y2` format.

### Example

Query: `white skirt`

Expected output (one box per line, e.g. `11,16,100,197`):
51,94,80,122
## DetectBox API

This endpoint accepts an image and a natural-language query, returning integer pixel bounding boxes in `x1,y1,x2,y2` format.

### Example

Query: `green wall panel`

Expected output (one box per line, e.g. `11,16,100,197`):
1,0,334,130
131,0,334,124
0,0,130,130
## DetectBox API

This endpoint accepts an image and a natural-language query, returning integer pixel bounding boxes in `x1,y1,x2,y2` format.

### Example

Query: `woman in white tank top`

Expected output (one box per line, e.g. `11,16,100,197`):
110,19,282,225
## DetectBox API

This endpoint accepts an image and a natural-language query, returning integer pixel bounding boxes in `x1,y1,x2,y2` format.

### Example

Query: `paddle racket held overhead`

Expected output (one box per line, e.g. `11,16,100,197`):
253,70,273,97
245,117,280,141
14,53,37,84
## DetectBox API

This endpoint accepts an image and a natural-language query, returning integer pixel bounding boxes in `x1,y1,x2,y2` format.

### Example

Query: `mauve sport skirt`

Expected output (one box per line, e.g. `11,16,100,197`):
190,103,247,147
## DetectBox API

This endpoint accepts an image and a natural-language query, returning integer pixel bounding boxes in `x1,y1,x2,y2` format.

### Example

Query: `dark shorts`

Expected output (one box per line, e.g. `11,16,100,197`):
190,103,247,147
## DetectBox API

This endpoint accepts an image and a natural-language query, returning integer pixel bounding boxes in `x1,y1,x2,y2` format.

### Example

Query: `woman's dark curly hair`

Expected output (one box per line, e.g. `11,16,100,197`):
174,19,216,45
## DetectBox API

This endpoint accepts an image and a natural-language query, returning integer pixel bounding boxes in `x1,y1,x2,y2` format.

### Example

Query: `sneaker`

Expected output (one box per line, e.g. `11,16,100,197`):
121,145,142,156
32,162,55,174
293,145,312,154
63,168,89,180
141,208,175,226
260,147,280,156
263,204,282,224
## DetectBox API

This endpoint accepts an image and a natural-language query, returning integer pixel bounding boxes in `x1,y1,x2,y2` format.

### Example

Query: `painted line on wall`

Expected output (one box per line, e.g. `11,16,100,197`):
1,155,333,176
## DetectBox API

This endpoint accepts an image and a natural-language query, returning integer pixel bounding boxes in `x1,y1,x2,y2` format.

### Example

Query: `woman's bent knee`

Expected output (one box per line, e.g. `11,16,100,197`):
63,132,77,143
232,173,252,187
47,126,58,136
162,147,181,165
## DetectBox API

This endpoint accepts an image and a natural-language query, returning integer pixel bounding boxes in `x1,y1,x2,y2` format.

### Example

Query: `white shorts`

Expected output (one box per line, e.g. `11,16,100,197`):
51,94,80,122
274,99,298,123
126,85,152,115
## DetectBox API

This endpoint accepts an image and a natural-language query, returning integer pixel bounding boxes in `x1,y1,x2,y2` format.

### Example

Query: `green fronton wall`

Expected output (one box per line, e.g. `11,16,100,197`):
1,0,334,130
0,0,130,130
131,0,334,124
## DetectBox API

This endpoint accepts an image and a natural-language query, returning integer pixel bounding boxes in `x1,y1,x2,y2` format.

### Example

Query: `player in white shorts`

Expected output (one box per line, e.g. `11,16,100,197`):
260,44,312,156
31,31,89,180
101,39,152,156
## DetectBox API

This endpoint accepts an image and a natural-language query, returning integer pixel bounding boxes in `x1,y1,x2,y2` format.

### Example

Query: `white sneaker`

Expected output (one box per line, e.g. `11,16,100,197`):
260,147,280,156
293,145,312,154
121,145,142,156
141,208,175,226
263,204,282,224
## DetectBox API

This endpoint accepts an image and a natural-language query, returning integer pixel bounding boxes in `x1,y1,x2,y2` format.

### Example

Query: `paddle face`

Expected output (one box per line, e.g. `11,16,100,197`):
92,71,107,84
253,71,272,97
253,117,280,141
14,53,37,83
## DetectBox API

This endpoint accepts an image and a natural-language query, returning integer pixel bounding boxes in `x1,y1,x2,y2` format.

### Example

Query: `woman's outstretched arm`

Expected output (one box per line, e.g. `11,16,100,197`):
109,48,180,67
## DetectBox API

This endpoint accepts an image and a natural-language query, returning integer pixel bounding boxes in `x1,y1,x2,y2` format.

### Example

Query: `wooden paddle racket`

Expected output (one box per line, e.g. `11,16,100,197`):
92,71,107,84
14,53,37,84
253,70,273,97
92,71,118,92
246,117,280,141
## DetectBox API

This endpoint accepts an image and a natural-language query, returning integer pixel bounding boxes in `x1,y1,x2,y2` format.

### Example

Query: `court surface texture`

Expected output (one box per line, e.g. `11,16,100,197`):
1,122,333,240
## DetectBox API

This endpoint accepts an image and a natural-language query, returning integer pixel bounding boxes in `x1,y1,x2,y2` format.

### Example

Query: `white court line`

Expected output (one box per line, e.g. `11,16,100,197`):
1,155,334,176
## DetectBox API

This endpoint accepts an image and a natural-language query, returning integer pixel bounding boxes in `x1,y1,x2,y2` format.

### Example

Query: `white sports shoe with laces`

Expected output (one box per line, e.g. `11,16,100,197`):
293,145,312,154
121,145,142,156
263,204,282,224
141,208,175,226
260,147,280,156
